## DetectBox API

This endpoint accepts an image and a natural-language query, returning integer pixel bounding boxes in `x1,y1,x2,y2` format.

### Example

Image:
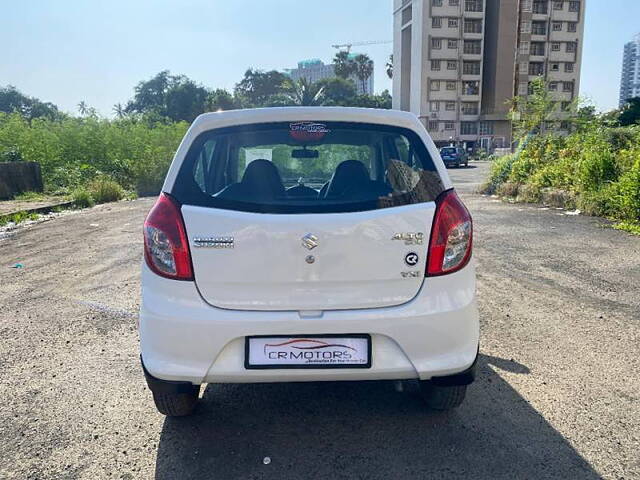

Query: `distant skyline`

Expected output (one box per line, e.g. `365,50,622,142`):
0,0,637,116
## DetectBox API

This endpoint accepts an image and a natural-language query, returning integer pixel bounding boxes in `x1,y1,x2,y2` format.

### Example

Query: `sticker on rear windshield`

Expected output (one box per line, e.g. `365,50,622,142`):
289,122,330,141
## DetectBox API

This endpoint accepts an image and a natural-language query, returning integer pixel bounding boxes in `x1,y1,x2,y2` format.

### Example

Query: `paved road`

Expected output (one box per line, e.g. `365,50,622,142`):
1,162,638,479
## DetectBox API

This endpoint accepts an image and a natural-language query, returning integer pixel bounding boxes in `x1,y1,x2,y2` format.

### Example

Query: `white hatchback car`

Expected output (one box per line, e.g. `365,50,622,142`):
140,107,478,416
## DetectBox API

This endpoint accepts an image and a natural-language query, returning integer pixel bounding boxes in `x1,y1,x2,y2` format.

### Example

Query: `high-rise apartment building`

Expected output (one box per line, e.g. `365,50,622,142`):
619,34,640,107
392,0,586,151
285,58,374,95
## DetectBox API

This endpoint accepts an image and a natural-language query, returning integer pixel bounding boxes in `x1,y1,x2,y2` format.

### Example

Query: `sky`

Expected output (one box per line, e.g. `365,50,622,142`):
0,0,638,116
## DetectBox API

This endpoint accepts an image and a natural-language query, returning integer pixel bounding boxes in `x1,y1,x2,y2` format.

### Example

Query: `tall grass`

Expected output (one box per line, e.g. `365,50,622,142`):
482,124,640,231
0,112,188,195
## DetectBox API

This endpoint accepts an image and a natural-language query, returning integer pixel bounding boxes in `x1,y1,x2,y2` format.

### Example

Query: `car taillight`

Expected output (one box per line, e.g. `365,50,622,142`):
143,193,193,281
426,189,473,276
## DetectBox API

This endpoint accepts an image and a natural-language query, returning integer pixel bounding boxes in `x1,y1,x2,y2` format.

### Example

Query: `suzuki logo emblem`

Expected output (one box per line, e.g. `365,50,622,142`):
301,233,318,250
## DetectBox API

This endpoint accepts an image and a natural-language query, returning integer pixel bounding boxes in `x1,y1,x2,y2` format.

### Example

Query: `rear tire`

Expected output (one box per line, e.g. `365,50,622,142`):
419,381,467,410
152,385,200,417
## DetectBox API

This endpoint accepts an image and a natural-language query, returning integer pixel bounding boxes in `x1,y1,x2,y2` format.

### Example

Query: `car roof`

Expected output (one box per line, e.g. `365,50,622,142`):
190,107,423,134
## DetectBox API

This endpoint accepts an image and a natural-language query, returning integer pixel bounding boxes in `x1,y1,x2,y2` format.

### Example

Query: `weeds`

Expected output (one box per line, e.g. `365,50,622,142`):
483,124,640,227
0,211,39,227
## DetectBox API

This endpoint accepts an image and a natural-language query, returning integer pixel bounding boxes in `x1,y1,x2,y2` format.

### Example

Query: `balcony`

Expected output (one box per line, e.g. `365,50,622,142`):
548,50,577,62
549,30,581,42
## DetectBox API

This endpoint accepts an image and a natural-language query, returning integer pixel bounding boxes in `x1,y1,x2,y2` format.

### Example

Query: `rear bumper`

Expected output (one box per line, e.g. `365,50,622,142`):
139,261,479,385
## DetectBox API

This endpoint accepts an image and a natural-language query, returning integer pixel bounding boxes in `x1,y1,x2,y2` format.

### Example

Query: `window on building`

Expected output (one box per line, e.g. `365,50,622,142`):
568,1,579,12
553,1,563,10
432,17,442,28
553,21,563,31
447,60,457,70
563,82,574,92
519,62,529,74
464,40,482,54
567,22,577,32
560,121,570,130
432,38,442,49
464,19,483,34
565,63,574,72
551,42,561,51
430,101,440,111
444,121,455,130
461,102,479,115
561,101,571,111
566,42,577,53
431,80,441,91
479,121,494,135
519,41,530,54
464,0,483,12
531,42,546,56
428,120,439,131
532,21,546,35
529,62,545,75
446,81,457,90
431,60,441,70
448,39,458,49
401,5,412,24
449,0,459,5
520,21,532,34
463,61,481,75
462,81,479,95
432,0,443,6
533,1,548,14
461,122,478,135
445,101,456,111
550,63,560,71
549,82,558,91
448,18,459,28
521,0,532,12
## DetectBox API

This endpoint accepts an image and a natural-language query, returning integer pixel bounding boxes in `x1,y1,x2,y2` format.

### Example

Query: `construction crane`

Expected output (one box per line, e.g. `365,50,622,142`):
331,40,392,53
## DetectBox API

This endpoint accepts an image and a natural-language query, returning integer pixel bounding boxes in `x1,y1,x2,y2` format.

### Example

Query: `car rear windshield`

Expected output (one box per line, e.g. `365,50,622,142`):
171,121,445,214
440,148,457,155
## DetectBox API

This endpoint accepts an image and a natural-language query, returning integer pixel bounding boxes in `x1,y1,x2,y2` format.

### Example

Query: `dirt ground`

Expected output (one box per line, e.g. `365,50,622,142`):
0,162,638,479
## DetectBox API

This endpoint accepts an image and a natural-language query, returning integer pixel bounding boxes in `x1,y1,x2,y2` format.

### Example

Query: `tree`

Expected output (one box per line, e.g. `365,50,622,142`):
618,97,640,126
207,89,238,111
126,70,172,116
508,77,560,140
0,85,62,121
164,78,209,122
386,55,393,79
77,101,96,117
234,69,293,107
113,103,126,119
352,54,374,93
317,77,357,106
332,51,354,79
286,78,325,106
124,71,209,121
352,90,392,109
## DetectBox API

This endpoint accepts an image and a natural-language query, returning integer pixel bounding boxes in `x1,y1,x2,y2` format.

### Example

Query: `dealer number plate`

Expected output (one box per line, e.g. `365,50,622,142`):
245,335,371,369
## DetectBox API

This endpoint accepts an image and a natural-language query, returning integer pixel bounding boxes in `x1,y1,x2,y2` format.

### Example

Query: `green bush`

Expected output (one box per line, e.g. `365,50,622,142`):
0,112,187,193
87,177,124,204
486,123,640,229
71,188,95,208
481,154,516,194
